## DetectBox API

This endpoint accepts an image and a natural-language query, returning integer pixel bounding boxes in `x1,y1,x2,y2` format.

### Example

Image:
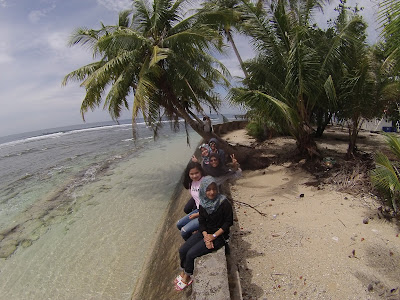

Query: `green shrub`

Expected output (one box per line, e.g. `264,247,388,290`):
370,133,400,213
246,122,266,141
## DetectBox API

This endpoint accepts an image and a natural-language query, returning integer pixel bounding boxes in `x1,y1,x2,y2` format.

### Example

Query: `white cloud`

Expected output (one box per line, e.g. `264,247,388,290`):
96,0,132,12
28,10,46,23
0,52,13,64
0,0,385,137
0,41,13,64
28,3,56,24
46,31,68,51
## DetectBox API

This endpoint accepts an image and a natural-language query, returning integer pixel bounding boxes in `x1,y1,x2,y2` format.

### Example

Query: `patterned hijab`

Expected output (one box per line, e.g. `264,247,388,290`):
199,144,211,165
199,176,226,214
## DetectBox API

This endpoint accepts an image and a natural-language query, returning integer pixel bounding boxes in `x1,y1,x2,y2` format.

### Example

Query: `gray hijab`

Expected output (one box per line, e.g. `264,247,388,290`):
199,176,226,214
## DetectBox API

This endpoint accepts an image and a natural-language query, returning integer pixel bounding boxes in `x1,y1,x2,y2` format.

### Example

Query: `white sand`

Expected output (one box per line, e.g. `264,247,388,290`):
223,128,400,300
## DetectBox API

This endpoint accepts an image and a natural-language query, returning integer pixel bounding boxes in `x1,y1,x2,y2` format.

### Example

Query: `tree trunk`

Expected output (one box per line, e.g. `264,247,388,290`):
315,110,333,138
346,116,361,159
158,76,269,169
173,101,269,169
296,131,319,158
294,121,320,159
225,29,249,79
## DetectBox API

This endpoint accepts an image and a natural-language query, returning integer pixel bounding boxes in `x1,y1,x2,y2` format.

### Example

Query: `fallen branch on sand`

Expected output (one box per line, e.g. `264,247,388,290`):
232,199,267,216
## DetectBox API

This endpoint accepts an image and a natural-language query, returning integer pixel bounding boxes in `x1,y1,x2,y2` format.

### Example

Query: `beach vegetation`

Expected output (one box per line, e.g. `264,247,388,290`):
328,3,383,159
379,0,400,74
198,0,249,78
229,0,349,158
245,121,266,141
63,0,227,137
62,0,271,170
377,0,400,127
371,133,400,213
229,0,398,160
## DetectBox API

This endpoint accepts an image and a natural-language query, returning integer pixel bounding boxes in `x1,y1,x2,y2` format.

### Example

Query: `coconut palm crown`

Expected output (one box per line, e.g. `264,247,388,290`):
62,0,230,139
229,0,333,157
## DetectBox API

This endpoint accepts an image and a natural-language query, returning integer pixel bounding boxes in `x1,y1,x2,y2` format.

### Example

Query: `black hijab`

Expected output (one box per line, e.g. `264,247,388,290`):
203,153,231,177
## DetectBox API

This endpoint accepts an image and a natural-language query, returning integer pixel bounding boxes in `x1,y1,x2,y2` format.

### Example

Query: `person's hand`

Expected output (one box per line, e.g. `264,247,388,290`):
230,154,238,166
205,240,214,249
191,155,198,162
203,234,214,242
189,212,199,219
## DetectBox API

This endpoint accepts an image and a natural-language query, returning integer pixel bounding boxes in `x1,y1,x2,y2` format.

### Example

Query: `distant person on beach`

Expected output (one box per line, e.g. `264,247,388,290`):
208,137,226,166
203,116,212,133
177,162,205,240
191,143,211,166
203,153,242,186
174,176,233,291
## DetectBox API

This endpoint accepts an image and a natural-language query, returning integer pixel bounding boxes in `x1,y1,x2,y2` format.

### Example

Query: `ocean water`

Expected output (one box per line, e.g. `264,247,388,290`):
0,119,204,299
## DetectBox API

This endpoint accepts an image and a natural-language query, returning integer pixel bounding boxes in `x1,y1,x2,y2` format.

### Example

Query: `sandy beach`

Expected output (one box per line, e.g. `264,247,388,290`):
222,127,400,300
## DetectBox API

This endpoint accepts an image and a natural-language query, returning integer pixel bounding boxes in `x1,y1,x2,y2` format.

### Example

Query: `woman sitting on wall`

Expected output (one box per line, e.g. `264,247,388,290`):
174,176,233,290
191,144,211,167
203,153,242,186
176,161,205,240
208,137,226,166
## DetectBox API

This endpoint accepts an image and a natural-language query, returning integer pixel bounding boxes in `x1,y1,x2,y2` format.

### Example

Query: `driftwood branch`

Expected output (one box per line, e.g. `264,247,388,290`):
232,199,267,216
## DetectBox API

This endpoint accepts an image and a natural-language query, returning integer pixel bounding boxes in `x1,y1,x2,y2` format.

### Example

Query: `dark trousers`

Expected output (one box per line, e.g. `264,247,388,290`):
179,231,225,275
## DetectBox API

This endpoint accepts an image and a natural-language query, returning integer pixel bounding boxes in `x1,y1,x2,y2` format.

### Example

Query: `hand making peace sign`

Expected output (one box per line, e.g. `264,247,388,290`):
230,153,238,166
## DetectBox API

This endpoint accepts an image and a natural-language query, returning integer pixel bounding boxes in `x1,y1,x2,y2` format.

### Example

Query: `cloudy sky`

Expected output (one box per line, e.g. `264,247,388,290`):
0,0,381,137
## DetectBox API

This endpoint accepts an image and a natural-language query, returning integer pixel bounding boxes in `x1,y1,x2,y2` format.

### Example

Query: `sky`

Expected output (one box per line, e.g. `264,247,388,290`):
0,0,382,137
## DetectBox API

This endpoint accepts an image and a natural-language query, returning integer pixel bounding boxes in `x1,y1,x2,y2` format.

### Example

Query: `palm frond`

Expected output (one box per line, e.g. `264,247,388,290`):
62,61,104,86
150,45,171,66
383,133,400,160
371,151,400,212
119,9,133,27
323,75,337,107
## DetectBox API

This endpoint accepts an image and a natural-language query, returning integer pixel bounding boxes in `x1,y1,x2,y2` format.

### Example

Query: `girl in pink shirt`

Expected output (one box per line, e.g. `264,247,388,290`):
177,162,205,240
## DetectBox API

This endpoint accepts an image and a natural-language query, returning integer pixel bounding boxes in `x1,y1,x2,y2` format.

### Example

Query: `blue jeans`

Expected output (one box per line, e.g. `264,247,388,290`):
179,231,225,275
176,209,199,240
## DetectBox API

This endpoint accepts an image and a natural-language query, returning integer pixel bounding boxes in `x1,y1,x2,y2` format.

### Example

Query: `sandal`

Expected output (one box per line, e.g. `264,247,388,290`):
174,275,183,284
175,277,193,291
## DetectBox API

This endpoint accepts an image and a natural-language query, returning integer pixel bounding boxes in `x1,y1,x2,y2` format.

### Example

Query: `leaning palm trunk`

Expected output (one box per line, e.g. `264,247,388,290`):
174,100,268,169
225,29,249,78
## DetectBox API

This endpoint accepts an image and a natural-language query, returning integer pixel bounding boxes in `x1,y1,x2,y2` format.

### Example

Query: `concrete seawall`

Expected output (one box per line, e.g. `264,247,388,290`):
212,121,248,136
131,167,195,300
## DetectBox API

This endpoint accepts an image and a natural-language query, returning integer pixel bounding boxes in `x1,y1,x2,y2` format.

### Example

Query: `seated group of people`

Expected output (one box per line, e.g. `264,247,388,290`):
174,138,241,291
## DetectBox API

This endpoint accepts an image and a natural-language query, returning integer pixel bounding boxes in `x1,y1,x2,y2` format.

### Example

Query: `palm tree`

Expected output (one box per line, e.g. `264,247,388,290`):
379,0,400,73
63,0,268,169
371,133,400,213
331,2,384,158
63,0,227,135
229,0,336,157
198,0,249,78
